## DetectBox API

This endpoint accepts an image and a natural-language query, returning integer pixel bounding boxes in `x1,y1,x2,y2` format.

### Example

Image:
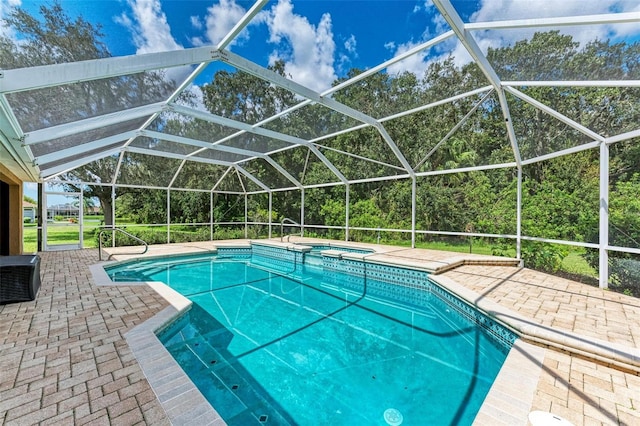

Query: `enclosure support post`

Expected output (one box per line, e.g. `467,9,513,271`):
79,188,84,249
167,189,171,244
37,183,43,252
268,192,273,239
411,176,416,248
516,167,522,261
210,191,214,241
111,185,116,248
300,188,305,238
244,194,248,239
599,142,609,289
345,184,350,242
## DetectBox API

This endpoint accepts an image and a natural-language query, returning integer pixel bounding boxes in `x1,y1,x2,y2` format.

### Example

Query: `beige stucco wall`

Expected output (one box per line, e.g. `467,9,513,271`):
0,162,24,255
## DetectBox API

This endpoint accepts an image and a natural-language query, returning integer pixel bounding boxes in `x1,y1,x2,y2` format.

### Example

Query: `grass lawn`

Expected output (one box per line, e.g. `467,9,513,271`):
23,222,598,284
395,237,597,280
23,216,104,252
561,251,597,278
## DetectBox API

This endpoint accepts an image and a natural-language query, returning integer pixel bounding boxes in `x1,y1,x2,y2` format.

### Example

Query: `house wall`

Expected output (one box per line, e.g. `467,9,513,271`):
0,162,24,255
24,207,36,221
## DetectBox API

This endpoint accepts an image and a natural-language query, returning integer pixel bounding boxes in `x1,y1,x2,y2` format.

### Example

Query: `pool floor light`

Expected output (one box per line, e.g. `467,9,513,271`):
383,408,403,425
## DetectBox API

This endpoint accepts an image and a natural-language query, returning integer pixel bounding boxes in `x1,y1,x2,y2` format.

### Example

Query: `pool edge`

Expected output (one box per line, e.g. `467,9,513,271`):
123,282,227,426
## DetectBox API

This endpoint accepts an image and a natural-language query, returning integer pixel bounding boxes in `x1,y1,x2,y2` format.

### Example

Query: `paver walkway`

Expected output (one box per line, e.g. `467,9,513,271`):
440,264,640,426
0,249,171,425
1,243,639,425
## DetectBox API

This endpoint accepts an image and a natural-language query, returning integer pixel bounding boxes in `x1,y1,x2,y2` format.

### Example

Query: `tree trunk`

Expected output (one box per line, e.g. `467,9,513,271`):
100,198,113,226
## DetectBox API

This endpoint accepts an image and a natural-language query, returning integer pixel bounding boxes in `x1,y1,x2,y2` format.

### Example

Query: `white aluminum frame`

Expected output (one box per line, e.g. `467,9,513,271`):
0,0,637,290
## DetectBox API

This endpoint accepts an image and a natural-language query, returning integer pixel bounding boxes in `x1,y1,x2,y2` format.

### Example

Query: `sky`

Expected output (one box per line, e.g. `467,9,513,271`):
4,0,639,200
4,0,640,91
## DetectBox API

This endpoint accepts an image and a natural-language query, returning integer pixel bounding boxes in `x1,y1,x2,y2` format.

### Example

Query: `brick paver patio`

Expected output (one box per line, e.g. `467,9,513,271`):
1,243,639,425
0,249,170,425
441,265,640,426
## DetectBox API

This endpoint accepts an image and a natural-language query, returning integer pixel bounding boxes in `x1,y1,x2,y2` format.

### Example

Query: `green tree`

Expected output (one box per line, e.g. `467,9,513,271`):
1,1,174,225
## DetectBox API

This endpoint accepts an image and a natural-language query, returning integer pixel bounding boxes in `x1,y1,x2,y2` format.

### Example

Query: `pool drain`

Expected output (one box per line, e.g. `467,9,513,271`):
383,408,403,426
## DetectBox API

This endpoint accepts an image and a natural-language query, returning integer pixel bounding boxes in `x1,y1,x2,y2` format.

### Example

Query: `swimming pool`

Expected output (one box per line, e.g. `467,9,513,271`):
106,244,516,425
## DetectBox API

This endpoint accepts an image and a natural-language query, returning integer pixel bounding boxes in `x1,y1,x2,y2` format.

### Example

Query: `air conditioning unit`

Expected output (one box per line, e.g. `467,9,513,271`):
0,255,41,304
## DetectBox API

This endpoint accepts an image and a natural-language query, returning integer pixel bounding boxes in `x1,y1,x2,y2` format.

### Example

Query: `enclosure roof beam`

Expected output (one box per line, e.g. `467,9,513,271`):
307,145,348,184
521,141,601,166
263,157,302,189
135,6,270,155
40,146,122,179
432,1,501,90
216,0,269,50
223,50,377,126
169,104,312,147
380,86,493,123
24,102,165,145
323,31,455,96
503,80,640,88
0,94,39,180
605,129,640,145
131,63,211,156
35,131,137,166
0,46,223,94
415,89,495,170
211,166,234,192
314,144,406,172
167,160,186,189
0,94,24,138
127,146,234,167
141,130,258,159
235,165,270,192
433,0,523,167
222,50,415,176
301,86,493,148
505,87,605,142
169,104,348,184
124,146,234,166
465,11,640,31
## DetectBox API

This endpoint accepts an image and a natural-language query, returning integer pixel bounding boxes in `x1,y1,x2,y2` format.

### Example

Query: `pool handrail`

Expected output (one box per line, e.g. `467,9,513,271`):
280,217,303,242
98,227,149,261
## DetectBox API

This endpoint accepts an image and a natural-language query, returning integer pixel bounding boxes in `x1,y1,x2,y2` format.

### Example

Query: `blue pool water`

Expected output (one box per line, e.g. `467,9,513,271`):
107,250,514,425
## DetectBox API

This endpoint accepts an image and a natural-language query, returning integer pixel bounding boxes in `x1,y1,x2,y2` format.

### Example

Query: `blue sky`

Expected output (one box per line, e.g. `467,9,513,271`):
5,0,639,199
6,0,640,92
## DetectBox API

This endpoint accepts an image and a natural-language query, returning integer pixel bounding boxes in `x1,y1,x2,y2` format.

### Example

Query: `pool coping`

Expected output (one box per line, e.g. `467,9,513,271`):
91,255,227,424
123,282,225,425
431,274,640,373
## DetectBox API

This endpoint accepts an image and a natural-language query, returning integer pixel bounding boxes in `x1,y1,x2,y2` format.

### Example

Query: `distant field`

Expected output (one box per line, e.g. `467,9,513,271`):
23,222,598,284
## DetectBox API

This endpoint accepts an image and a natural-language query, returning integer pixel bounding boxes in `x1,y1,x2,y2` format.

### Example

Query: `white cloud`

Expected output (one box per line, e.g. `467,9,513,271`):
115,0,193,84
344,34,357,55
336,34,357,73
200,0,247,47
262,0,337,92
190,15,203,31
117,0,182,54
385,0,456,77
469,0,640,47
386,41,437,78
0,0,21,38
387,0,640,76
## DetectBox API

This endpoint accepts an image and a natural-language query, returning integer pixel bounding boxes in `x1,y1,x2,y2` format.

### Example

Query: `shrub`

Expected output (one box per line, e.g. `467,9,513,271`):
609,256,640,297
493,240,567,273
